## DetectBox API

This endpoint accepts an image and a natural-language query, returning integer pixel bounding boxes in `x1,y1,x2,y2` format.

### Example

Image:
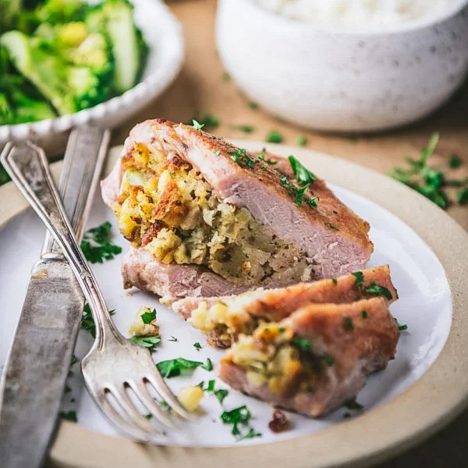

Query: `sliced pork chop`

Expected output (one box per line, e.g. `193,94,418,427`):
219,297,399,417
172,265,397,347
102,119,373,302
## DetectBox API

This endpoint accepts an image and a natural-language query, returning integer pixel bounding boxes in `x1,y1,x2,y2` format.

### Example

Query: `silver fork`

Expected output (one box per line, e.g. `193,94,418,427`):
1,141,190,443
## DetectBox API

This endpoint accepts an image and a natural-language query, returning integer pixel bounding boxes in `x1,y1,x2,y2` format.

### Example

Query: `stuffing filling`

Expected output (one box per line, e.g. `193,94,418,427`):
228,322,329,395
112,142,314,286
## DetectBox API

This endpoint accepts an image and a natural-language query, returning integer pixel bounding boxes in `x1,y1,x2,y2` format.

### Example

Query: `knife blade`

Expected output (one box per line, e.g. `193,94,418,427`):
0,127,110,468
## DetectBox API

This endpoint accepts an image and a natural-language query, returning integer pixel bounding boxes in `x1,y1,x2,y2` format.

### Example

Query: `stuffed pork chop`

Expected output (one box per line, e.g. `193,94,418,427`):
102,119,373,302
219,297,400,417
172,265,397,348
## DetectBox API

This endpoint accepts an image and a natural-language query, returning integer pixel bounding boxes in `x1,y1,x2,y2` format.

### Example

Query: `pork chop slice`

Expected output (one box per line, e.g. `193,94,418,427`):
173,265,397,319
102,119,373,301
219,297,399,417
172,265,397,347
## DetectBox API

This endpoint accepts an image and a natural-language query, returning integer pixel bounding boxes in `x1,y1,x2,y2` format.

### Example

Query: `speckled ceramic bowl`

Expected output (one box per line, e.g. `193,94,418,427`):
216,0,468,132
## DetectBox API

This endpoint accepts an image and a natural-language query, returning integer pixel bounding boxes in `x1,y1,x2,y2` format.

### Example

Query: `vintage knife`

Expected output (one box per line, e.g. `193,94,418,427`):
0,127,110,468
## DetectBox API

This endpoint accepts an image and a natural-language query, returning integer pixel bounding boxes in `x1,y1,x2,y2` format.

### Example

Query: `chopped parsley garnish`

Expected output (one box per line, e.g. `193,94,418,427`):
288,155,317,186
361,310,369,319
0,164,10,185
190,114,220,131
222,72,231,82
291,335,311,352
230,148,258,168
234,124,255,134
168,336,178,342
81,304,115,338
248,101,258,110
193,342,202,351
129,335,161,353
395,319,408,332
202,358,213,371
364,283,393,300
192,119,204,130
352,271,364,288
140,308,156,324
458,188,468,205
390,133,468,209
344,399,364,411
81,222,122,264
296,135,307,147
60,410,77,422
156,357,212,378
280,163,317,208
322,354,335,366
343,317,354,331
257,152,277,165
204,379,229,404
266,130,283,144
449,154,462,169
331,278,338,285
307,196,319,208
220,405,261,440
215,388,229,404
327,223,339,231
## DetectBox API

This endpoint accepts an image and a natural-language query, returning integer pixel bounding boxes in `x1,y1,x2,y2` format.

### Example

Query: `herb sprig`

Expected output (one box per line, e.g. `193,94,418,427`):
280,155,318,207
81,222,122,264
390,133,468,209
129,335,161,353
156,357,213,378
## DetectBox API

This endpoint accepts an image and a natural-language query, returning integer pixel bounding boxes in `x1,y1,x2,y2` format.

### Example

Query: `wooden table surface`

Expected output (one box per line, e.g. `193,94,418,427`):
114,1,468,465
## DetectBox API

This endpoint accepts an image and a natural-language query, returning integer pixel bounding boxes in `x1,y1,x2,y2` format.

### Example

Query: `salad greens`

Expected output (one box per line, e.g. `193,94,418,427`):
0,0,147,125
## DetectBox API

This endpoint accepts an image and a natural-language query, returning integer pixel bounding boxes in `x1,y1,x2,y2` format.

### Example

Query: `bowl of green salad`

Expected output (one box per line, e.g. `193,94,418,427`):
0,0,184,143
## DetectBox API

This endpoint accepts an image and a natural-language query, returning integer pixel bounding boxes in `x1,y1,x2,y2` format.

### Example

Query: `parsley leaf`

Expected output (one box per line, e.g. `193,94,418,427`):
288,155,317,185
343,317,354,331
291,335,311,352
192,119,204,130
0,163,10,185
395,319,408,332
390,133,468,209
60,410,77,422
81,222,122,264
257,152,277,165
194,342,202,351
266,130,283,143
322,354,335,366
81,304,115,338
449,154,462,169
192,114,219,130
221,405,261,440
458,188,468,205
344,399,364,411
230,148,258,168
234,124,255,134
129,335,161,353
364,283,393,300
361,310,369,319
352,271,364,288
204,379,229,404
156,357,212,378
296,135,307,147
141,308,156,324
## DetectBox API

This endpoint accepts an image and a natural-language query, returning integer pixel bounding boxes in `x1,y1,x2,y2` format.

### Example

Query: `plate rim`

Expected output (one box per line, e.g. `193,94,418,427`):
1,141,467,468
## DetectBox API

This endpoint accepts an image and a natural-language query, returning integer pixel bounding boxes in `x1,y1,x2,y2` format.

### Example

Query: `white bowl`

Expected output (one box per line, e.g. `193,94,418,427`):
216,0,468,132
0,0,184,146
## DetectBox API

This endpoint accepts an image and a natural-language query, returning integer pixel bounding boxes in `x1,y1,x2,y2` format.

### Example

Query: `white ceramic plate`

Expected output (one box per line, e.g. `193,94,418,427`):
0,0,184,143
0,142,468,468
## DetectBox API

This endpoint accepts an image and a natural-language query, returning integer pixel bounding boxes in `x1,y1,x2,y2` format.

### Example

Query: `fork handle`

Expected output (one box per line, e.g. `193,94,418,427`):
0,141,120,347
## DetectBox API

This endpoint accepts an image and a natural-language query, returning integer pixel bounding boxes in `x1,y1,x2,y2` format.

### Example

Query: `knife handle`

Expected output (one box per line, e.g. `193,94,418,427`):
42,127,110,254
1,142,118,345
